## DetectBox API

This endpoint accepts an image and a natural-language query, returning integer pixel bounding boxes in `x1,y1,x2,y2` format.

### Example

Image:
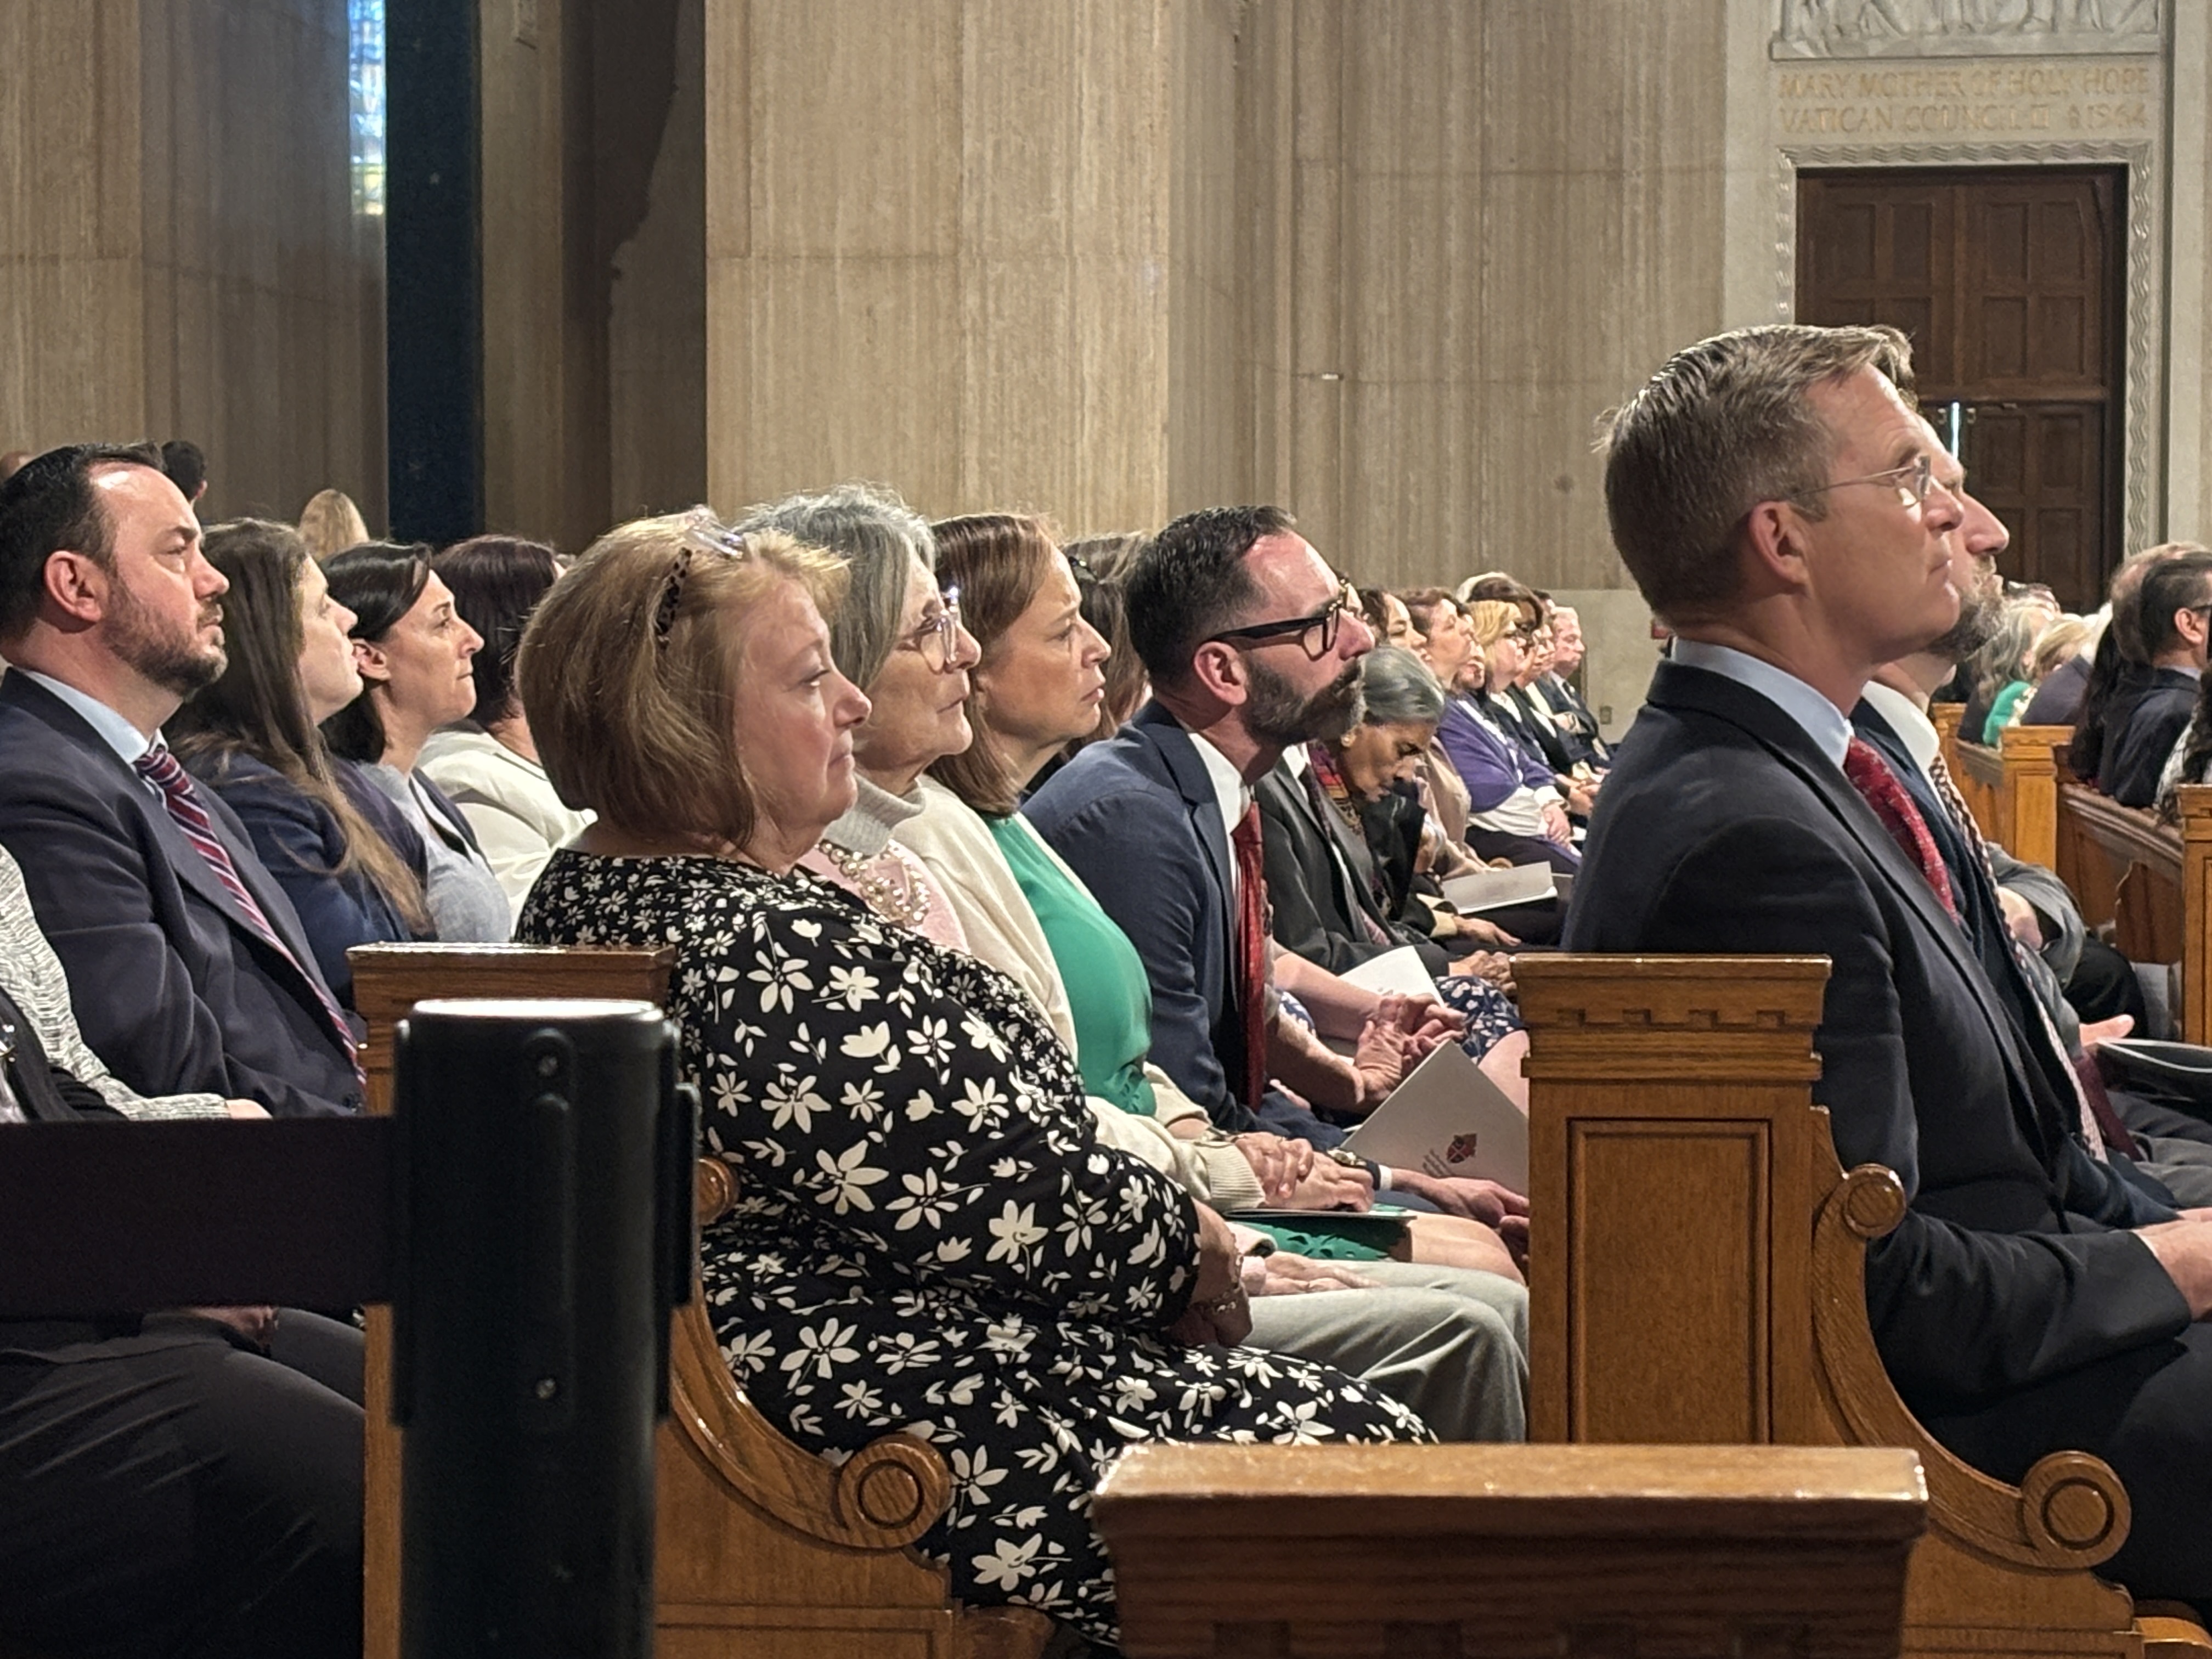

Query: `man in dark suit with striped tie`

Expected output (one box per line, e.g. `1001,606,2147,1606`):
0,445,360,1116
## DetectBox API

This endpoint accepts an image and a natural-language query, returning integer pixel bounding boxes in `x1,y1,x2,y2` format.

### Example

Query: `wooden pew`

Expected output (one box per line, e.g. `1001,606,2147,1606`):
1951,735,2004,846
1999,724,2073,870
1930,701,1967,782
2058,785,2183,972
351,943,1051,1659
2182,784,2212,1049
1094,1441,1927,1659
1947,726,2069,868
1518,953,2212,1659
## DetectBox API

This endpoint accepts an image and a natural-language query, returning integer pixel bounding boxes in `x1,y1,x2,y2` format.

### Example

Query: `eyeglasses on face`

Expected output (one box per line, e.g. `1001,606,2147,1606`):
1792,452,1942,509
900,585,964,672
1204,592,1348,659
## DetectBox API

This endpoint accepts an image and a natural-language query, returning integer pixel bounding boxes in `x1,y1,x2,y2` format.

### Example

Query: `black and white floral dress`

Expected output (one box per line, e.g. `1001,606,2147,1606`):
520,850,1426,1645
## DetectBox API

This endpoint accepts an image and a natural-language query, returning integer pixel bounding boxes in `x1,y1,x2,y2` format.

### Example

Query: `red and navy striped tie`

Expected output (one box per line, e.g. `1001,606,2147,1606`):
134,742,363,1083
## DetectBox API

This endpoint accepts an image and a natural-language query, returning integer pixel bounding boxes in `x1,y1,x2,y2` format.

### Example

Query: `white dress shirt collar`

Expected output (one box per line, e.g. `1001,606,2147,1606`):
1858,680,1939,778
1190,729,1251,832
1672,639,1855,769
1189,729,1254,901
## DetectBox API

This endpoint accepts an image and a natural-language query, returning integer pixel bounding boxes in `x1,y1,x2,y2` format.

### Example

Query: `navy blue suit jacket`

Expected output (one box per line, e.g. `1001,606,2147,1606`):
1023,701,1256,1131
0,674,359,1116
185,751,417,1007
1567,661,2183,1421
2104,667,2197,808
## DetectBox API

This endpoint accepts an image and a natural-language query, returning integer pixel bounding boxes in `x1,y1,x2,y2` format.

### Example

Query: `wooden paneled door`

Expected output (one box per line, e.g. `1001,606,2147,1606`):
1797,168,2124,610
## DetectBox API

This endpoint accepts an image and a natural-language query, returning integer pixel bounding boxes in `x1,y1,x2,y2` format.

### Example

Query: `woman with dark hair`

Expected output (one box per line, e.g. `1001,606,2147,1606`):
323,543,508,940
1279,645,1525,990
1255,644,1527,1062
168,520,427,1005
1029,548,1148,790
417,537,592,922
512,509,1426,1647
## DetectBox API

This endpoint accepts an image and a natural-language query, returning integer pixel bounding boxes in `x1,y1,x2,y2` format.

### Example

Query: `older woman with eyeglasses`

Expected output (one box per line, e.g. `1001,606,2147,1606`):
733,486,981,950
515,508,1426,1648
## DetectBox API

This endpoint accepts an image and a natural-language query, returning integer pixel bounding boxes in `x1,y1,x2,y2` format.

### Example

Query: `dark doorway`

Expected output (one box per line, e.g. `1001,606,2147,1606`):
1797,167,2125,611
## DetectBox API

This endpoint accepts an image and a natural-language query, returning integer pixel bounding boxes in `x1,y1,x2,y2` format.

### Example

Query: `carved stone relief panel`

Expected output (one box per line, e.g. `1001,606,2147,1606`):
1774,1,2163,60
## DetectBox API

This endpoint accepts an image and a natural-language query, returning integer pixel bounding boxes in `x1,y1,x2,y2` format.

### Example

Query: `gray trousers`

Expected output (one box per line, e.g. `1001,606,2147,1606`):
1244,1260,1527,1442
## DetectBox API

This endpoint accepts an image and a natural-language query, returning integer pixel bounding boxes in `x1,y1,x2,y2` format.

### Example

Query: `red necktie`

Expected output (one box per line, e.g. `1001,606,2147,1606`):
1230,803,1271,1113
136,742,363,1082
1842,737,1959,921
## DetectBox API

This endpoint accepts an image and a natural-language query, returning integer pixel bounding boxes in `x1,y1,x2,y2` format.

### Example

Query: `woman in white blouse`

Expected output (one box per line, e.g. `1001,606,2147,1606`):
417,537,592,924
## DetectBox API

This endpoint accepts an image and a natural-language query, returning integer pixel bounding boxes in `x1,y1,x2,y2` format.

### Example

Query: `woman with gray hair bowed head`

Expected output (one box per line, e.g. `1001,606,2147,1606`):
1259,646,1526,1063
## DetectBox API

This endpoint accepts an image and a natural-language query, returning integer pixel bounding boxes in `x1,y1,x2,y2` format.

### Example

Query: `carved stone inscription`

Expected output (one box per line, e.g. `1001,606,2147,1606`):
1775,59,2153,135
1775,1,2163,59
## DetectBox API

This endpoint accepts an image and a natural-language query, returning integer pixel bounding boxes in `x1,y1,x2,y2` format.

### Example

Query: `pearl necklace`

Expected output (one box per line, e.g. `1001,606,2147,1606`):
817,838,935,931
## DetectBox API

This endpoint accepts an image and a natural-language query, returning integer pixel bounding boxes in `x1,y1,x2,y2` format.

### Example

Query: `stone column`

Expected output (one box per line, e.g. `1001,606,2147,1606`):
706,0,1227,533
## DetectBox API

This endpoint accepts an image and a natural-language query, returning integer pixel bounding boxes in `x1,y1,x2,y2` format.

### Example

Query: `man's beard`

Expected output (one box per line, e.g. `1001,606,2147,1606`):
1926,566,2002,664
1245,655,1363,748
109,575,226,698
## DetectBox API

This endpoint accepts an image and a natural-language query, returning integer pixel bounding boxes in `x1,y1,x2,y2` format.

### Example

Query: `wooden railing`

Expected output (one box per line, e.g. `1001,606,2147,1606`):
1953,734,2004,845
1519,952,2210,1659
1096,1442,1927,1659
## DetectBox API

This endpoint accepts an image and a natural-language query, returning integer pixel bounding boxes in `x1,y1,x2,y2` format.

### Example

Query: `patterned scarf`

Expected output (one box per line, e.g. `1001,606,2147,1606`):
1304,741,1365,831
1305,742,1396,923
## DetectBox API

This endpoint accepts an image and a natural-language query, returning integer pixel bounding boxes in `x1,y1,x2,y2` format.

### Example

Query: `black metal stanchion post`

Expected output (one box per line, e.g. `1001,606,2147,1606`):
391,998,696,1658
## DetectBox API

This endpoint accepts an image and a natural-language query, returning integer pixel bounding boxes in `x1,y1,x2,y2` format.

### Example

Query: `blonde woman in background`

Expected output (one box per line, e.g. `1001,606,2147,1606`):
296,489,370,563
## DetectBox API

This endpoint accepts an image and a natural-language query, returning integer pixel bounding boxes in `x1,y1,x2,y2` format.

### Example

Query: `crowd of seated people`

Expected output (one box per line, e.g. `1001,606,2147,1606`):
21,312,2212,1652
0,440,1604,1654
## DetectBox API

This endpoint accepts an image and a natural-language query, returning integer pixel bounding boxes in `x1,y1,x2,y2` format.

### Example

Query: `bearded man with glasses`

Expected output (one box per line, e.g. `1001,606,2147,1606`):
1026,506,1533,1234
1568,322,2212,1610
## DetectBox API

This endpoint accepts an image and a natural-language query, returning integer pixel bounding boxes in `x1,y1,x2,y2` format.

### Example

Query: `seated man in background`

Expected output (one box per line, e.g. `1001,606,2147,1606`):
1536,603,1609,769
1571,321,2212,1608
1026,507,1522,1226
2103,549,2212,808
0,843,362,1659
2068,543,2195,789
0,446,359,1115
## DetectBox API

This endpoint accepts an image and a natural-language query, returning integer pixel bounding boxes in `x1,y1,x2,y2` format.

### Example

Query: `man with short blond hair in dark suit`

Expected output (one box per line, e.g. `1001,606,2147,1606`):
1570,323,2212,1606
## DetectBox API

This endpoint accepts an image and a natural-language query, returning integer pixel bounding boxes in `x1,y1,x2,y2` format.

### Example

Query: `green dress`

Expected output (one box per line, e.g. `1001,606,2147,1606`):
988,815,1156,1116
988,814,1397,1260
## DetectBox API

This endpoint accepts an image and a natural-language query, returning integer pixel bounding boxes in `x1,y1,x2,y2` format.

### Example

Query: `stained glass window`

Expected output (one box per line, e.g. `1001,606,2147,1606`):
348,0,385,217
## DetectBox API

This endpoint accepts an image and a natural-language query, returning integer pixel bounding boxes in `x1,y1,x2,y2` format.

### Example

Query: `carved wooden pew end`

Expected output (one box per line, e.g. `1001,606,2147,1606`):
351,944,1053,1659
1096,1442,1928,1659
1520,952,2212,1659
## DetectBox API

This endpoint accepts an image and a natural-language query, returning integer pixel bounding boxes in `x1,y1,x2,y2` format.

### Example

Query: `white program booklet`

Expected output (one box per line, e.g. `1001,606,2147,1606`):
1336,944,1437,1000
1341,1040,1529,1192
1439,863,1556,914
